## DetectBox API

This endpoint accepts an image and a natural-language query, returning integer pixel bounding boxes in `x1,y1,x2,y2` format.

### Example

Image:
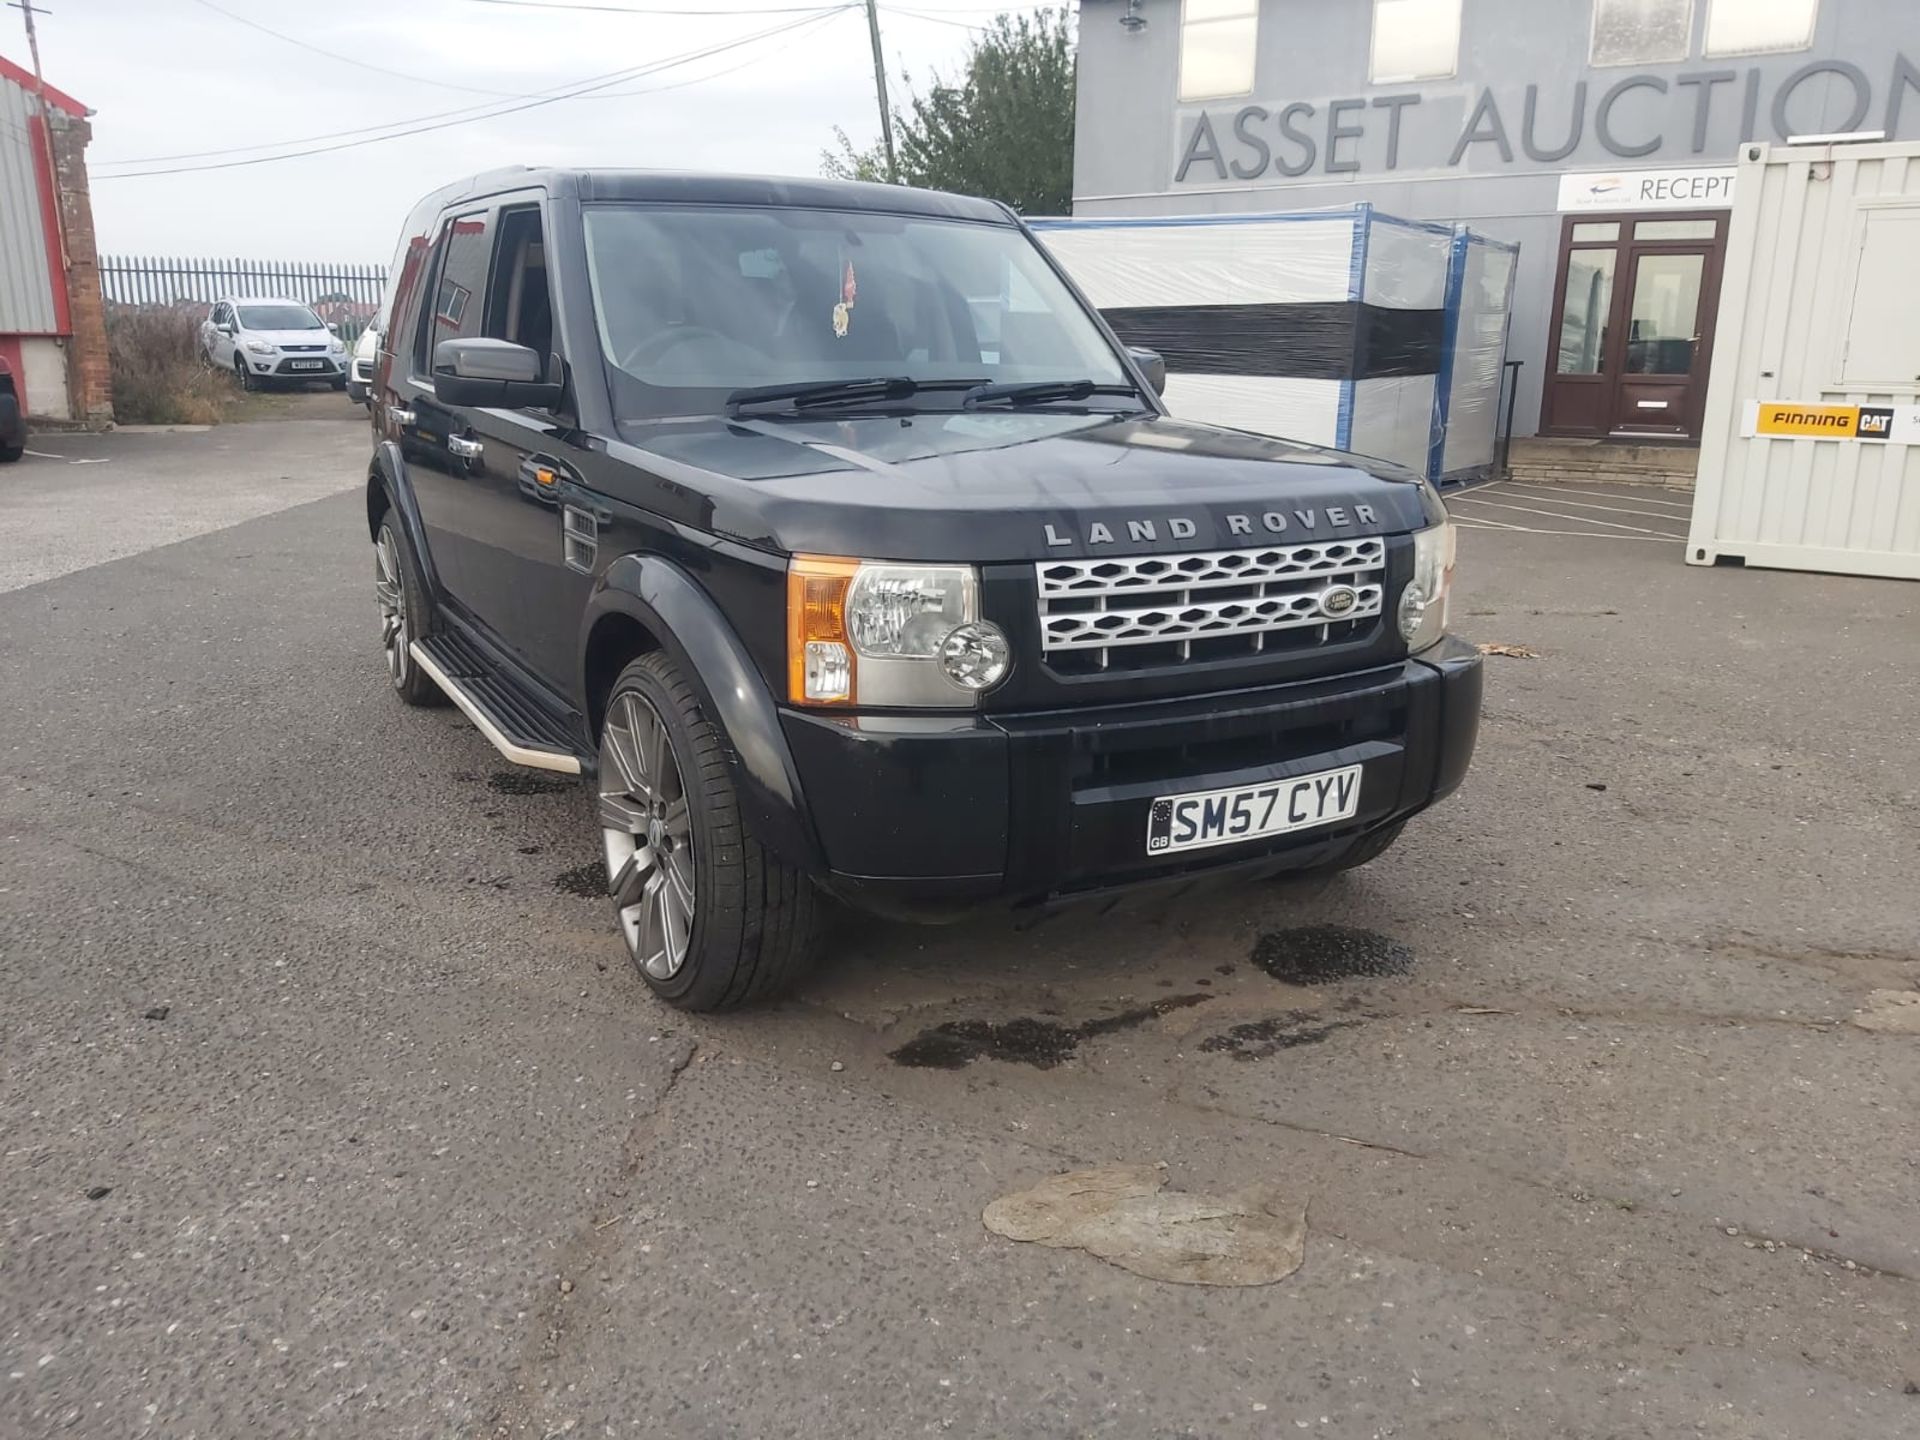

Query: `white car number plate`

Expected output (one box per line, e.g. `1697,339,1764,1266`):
289,359,324,370
1146,764,1363,856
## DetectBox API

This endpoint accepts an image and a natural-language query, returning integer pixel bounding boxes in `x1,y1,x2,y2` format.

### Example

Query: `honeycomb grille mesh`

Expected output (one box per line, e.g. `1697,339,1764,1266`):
1035,538,1386,669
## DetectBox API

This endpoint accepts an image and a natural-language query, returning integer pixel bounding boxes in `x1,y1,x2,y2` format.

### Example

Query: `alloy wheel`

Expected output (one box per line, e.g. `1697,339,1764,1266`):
599,690,696,980
373,529,408,687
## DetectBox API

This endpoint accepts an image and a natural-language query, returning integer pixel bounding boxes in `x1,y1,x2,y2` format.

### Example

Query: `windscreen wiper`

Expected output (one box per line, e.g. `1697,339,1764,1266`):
726,376,919,415
962,378,1140,409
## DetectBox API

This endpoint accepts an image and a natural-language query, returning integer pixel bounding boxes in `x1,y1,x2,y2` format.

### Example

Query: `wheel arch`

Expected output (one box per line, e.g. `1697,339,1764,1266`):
583,555,823,874
366,442,443,599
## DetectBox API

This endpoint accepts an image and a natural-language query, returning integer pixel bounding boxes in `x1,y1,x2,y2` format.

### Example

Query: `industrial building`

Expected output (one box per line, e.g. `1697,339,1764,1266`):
1,51,111,425
1073,0,1920,444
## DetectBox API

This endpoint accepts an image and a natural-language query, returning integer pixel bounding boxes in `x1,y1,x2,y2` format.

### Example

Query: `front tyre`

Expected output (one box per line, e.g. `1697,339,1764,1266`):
373,512,443,706
598,652,818,1011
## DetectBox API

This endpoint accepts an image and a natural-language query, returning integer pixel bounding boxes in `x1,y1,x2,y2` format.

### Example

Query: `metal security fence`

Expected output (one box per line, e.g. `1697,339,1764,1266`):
100,256,388,340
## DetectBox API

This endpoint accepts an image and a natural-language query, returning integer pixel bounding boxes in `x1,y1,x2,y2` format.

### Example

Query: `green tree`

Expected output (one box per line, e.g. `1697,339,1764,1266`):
821,8,1075,216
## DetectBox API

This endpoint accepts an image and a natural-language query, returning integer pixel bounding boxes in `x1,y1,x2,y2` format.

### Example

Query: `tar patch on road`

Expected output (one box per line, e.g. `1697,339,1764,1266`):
892,995,1212,1070
554,861,609,898
488,770,575,796
1250,925,1412,985
1200,1013,1362,1060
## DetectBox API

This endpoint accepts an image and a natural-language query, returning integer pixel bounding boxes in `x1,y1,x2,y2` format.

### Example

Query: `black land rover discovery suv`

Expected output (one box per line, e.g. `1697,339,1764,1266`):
365,169,1481,1011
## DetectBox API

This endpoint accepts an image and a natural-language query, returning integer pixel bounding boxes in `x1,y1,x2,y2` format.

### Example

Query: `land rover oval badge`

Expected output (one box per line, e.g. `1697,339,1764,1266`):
1319,585,1359,618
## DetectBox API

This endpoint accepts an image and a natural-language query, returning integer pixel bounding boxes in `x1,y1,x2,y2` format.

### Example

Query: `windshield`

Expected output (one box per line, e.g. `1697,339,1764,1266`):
238,304,324,331
582,204,1130,416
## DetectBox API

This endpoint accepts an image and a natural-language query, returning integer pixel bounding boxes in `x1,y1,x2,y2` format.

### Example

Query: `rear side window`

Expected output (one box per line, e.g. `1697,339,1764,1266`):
412,210,492,374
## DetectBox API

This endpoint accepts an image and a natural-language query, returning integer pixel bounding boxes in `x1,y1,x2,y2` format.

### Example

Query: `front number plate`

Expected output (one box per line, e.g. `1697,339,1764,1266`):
289,360,325,370
1146,764,1363,856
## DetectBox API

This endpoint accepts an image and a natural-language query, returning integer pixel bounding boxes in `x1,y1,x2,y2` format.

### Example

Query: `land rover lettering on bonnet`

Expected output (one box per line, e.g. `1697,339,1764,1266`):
363,168,1482,1011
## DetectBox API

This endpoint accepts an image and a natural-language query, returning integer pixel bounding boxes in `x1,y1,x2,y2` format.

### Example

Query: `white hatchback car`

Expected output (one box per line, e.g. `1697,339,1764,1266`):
345,320,381,406
201,297,349,391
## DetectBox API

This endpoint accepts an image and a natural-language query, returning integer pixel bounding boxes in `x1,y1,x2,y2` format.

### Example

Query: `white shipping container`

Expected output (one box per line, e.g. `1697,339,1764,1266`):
1687,140,1920,581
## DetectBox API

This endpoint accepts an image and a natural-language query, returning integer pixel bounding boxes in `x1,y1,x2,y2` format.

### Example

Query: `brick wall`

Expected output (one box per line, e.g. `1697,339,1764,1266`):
48,109,112,424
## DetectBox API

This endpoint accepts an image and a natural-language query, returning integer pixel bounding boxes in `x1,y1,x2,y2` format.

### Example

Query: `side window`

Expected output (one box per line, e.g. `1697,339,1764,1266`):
412,210,492,374
483,206,555,369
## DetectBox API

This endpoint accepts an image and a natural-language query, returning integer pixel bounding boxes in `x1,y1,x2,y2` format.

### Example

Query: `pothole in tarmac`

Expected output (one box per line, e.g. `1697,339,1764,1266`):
554,861,608,897
1249,925,1412,985
891,994,1212,1070
488,770,576,796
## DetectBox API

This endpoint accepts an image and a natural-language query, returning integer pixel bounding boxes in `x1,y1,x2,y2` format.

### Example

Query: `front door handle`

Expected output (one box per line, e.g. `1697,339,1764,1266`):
389,406,417,426
447,435,484,459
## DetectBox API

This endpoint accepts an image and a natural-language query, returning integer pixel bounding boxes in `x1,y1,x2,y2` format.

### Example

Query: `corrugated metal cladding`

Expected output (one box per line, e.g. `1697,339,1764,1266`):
1689,141,1920,582
0,69,59,335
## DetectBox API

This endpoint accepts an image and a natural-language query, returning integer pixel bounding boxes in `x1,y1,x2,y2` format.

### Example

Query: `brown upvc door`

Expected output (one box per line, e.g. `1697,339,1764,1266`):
1541,213,1727,439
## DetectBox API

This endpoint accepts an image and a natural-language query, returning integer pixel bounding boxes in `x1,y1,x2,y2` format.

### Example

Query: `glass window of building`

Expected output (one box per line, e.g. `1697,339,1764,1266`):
1705,0,1818,55
1371,0,1463,83
1178,0,1258,102
1555,251,1618,376
1590,0,1694,67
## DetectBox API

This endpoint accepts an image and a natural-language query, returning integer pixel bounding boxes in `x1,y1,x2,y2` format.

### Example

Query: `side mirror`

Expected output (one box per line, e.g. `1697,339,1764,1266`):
1127,347,1167,396
433,338,563,409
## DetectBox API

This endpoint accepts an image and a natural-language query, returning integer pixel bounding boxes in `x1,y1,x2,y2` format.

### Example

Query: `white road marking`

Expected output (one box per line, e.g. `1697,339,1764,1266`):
1502,481,1694,511
1449,494,1688,538
1496,485,1695,522
1454,518,1684,544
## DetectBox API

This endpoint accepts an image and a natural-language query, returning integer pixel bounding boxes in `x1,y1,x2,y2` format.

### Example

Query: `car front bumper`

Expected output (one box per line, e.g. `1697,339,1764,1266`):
243,352,345,377
779,636,1483,921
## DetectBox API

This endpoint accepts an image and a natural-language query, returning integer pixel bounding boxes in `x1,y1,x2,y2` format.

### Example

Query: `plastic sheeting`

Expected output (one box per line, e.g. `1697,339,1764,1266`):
1038,216,1358,307
1439,233,1520,482
1160,374,1342,450
1363,217,1451,311
1033,207,1517,485
1352,375,1440,477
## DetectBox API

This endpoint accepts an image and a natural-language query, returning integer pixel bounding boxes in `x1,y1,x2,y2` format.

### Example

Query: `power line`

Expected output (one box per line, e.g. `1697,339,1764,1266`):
94,8,847,179
881,5,987,28
97,1,856,165
94,61,643,168
455,0,848,14
186,0,531,98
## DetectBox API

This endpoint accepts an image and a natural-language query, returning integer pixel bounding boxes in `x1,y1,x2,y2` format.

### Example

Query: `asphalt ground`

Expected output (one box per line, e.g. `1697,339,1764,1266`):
2,419,1916,1439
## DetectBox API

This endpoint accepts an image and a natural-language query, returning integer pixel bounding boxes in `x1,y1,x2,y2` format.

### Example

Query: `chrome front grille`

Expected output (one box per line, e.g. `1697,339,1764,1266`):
1036,538,1387,673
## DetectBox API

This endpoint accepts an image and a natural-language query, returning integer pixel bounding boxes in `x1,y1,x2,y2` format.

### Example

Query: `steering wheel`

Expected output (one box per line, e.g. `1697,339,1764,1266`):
620,325,731,372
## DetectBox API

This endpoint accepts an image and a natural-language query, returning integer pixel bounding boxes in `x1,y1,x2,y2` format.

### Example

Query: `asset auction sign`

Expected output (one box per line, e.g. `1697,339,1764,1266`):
1170,53,1920,188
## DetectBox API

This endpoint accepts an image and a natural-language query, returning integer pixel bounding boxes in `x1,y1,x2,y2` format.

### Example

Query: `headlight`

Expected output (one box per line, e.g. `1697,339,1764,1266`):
330,338,346,353
245,339,275,355
787,557,1010,707
1398,520,1456,654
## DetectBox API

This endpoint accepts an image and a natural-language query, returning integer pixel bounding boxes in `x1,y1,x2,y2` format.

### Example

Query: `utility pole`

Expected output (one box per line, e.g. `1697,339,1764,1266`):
8,0,69,270
862,0,898,183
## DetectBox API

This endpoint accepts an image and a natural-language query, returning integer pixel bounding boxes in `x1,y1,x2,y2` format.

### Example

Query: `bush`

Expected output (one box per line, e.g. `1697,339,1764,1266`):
106,305,235,425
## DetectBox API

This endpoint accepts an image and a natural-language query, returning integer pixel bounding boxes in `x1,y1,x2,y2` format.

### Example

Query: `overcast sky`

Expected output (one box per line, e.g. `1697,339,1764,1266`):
16,0,1039,260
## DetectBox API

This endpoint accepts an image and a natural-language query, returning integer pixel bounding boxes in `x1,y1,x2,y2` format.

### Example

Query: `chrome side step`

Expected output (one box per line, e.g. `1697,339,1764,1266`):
409,639,583,775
